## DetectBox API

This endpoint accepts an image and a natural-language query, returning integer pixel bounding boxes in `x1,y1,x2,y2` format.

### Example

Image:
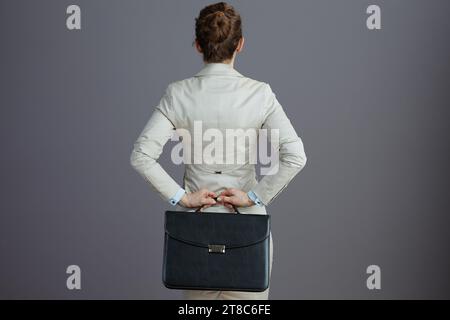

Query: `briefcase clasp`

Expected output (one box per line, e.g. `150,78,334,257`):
208,244,225,254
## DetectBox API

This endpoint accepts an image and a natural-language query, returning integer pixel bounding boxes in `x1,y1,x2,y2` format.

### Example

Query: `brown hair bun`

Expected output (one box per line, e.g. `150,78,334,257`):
195,2,242,63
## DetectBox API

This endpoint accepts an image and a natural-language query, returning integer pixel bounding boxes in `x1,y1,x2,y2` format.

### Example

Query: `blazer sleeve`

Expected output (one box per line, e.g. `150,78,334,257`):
130,85,182,202
251,84,307,206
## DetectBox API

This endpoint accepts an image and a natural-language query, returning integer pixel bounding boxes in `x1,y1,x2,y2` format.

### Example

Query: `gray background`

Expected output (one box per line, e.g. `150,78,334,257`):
0,0,449,299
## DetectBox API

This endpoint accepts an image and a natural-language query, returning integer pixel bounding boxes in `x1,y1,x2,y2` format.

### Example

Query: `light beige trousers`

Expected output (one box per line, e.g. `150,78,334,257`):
183,234,274,300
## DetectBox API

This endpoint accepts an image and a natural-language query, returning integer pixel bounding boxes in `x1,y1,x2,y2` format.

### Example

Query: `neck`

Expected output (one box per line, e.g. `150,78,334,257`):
204,57,235,68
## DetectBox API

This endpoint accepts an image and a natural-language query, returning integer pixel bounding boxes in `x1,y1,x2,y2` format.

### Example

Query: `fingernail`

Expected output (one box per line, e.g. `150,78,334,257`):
217,197,221,201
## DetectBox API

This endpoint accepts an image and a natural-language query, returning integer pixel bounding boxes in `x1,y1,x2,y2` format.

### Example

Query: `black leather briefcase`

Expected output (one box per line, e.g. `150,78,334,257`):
162,208,271,292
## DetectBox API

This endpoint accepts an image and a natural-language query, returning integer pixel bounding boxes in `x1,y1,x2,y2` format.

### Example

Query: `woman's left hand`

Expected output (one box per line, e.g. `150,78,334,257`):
217,188,254,209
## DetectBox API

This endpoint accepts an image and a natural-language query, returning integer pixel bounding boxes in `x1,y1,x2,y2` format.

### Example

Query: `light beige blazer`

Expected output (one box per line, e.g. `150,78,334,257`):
130,63,306,214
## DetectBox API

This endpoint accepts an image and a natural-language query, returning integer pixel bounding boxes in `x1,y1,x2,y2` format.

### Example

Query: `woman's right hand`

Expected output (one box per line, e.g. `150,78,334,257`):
180,189,217,210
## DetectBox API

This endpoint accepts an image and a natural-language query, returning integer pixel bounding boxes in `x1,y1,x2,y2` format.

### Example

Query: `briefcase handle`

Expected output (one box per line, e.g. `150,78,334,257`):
195,197,241,214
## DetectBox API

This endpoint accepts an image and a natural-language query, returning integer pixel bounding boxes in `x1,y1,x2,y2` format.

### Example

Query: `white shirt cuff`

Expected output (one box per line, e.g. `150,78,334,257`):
169,188,186,206
247,190,263,206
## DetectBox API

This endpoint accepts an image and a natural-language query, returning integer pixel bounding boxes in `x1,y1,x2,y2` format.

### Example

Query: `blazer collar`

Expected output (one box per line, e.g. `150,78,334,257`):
194,63,244,77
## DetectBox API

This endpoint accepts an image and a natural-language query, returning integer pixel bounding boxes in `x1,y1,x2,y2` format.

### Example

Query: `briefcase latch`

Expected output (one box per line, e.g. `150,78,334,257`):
208,244,226,254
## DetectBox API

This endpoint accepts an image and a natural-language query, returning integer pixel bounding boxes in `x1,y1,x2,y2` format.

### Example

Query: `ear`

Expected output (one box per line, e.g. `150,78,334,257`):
194,39,203,54
236,37,245,53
